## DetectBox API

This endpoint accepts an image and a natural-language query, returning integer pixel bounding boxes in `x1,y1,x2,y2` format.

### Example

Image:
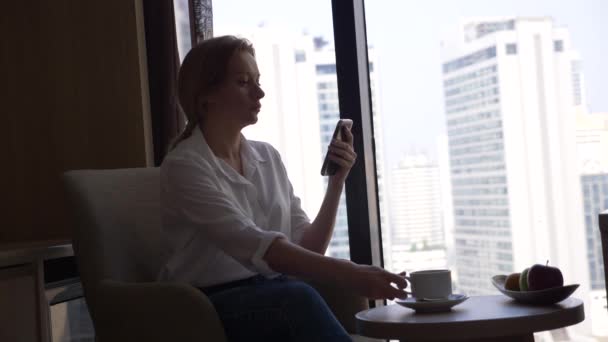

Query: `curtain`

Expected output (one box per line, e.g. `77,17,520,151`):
143,0,184,166
188,0,213,45
143,0,212,165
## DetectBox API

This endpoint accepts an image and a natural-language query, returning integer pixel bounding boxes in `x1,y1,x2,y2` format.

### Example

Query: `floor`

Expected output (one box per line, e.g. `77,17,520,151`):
50,298,95,342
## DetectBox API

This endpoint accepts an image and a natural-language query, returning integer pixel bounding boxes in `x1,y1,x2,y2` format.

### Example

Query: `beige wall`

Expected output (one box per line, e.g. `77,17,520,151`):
1,0,153,243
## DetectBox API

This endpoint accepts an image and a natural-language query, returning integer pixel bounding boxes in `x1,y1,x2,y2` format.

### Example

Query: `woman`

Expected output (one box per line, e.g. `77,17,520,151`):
159,35,407,341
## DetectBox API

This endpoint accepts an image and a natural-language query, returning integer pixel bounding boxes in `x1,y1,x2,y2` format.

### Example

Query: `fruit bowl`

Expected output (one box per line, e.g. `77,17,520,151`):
492,275,579,305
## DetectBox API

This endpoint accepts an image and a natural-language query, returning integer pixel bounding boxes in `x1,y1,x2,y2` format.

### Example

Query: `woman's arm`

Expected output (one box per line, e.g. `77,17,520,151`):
265,237,407,300
297,127,356,254
297,178,343,254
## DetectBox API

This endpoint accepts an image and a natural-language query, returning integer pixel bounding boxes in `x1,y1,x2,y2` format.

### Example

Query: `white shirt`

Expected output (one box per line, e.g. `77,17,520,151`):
157,126,311,287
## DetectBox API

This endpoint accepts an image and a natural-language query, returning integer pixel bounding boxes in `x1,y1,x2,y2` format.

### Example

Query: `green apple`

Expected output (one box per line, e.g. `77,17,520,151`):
520,267,530,291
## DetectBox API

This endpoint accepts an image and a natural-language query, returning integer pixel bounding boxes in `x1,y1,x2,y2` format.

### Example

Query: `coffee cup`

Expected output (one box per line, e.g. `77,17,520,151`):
404,269,452,300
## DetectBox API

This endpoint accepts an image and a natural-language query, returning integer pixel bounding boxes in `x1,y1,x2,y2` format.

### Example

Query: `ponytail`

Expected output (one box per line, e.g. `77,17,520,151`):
168,111,199,151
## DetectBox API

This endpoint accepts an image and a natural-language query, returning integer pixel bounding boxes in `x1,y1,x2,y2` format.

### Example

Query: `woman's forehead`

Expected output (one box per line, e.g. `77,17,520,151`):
227,51,259,74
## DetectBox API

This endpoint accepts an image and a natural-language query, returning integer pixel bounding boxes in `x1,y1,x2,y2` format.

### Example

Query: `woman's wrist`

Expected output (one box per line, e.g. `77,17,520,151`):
322,257,357,283
327,176,345,191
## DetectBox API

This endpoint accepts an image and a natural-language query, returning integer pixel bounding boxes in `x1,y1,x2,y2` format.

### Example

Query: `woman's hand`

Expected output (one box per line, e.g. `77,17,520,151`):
327,126,356,184
339,263,408,300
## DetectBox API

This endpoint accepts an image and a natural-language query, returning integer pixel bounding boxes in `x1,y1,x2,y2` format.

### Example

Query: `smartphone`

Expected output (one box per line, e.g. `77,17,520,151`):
320,119,353,176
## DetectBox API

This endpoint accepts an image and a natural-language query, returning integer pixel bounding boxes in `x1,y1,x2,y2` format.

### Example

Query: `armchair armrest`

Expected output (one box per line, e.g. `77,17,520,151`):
303,279,369,334
93,280,227,342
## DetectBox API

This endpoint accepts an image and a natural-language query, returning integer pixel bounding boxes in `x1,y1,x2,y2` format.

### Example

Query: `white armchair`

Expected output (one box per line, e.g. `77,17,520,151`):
63,168,226,341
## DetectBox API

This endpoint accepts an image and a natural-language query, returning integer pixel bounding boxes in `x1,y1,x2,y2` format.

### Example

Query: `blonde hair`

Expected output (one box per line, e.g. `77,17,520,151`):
169,35,255,150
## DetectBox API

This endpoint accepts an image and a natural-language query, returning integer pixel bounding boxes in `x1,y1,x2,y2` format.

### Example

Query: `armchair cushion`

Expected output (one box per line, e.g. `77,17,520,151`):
94,280,227,342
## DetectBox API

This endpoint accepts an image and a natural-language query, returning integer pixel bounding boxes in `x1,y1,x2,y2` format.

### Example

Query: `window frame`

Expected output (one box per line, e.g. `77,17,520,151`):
331,0,384,270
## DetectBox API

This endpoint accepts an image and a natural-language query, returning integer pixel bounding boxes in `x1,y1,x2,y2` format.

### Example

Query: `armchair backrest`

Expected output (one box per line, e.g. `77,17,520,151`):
63,167,167,292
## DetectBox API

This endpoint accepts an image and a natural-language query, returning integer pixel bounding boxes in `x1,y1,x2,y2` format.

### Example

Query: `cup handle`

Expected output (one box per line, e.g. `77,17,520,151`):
403,275,412,297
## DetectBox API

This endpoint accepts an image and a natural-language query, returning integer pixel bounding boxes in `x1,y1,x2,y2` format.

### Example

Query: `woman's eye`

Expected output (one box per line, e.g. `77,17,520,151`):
238,79,249,85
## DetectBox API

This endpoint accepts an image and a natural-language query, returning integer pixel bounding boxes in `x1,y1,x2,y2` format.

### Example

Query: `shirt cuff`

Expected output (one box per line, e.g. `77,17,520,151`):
251,231,286,276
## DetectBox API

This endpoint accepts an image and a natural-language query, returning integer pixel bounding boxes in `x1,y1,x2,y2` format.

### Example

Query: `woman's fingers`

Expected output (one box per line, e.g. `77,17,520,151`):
343,126,354,144
379,271,408,300
386,271,408,289
393,279,408,290
380,283,407,300
329,143,356,160
328,149,356,163
331,139,353,150
328,154,353,168
389,286,408,300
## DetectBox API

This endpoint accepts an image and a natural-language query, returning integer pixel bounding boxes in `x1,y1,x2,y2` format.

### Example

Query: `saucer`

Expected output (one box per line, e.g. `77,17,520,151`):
395,294,469,313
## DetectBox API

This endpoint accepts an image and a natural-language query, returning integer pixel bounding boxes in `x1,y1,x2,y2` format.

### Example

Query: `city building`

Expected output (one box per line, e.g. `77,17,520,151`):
441,17,590,312
213,27,390,261
217,27,327,218
312,41,390,260
577,111,608,337
312,42,350,259
388,154,447,273
577,112,608,175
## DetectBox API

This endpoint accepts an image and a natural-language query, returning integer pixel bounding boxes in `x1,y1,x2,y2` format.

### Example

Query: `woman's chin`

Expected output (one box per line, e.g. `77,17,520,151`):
238,116,258,129
248,113,259,125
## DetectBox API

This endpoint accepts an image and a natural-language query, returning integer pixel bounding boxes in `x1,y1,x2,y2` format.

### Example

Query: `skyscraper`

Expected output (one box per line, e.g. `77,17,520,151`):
577,111,608,337
581,173,608,290
388,155,447,273
312,42,390,260
577,111,608,291
312,42,350,259
441,17,589,304
223,27,326,217
215,27,390,261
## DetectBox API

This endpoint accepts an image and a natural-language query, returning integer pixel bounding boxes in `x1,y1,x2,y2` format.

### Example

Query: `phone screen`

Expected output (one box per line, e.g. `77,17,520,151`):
320,119,353,176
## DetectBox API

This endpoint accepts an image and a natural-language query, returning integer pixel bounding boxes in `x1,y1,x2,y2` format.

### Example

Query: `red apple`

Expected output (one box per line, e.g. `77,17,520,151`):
527,261,563,291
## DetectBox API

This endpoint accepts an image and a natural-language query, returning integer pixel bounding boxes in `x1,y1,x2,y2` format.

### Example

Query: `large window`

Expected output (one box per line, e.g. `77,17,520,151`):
174,1,608,340
176,0,353,260
365,0,608,340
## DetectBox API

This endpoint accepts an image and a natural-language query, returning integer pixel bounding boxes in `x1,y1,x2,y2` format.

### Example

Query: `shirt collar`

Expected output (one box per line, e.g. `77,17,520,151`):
189,126,265,184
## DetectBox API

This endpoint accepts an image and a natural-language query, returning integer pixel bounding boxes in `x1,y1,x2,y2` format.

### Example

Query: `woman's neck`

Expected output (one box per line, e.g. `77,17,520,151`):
200,120,242,161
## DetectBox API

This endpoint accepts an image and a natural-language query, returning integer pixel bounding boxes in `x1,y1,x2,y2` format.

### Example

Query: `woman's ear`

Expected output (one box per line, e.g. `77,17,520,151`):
202,87,219,107
196,94,209,112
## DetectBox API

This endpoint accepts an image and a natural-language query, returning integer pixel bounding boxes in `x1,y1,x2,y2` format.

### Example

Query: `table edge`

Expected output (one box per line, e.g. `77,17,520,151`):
356,297,585,340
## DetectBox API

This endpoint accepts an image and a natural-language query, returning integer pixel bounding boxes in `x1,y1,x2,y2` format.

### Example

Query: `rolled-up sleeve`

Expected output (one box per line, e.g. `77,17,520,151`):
162,158,285,276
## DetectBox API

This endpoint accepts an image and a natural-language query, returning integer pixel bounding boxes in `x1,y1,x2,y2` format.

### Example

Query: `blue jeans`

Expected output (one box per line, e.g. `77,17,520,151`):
201,275,352,342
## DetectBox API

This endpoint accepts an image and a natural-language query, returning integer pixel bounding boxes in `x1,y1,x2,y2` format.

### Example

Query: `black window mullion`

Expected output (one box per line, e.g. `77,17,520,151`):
331,0,384,269
600,211,608,303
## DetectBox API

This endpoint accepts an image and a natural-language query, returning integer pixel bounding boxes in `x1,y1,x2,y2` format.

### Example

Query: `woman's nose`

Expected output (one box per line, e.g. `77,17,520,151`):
255,84,265,99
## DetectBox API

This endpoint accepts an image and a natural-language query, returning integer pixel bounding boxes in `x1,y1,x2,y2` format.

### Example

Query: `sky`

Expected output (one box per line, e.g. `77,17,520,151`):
213,0,608,168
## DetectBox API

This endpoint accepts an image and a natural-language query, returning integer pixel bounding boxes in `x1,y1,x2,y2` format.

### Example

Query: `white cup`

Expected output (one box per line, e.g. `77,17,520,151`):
405,269,452,300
